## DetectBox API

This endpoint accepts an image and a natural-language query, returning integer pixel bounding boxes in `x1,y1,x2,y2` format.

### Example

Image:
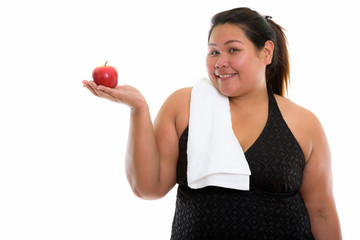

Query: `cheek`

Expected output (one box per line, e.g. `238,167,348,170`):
206,57,215,73
231,54,248,69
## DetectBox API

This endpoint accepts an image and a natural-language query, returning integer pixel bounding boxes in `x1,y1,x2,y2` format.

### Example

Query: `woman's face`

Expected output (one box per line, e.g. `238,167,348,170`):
206,23,272,97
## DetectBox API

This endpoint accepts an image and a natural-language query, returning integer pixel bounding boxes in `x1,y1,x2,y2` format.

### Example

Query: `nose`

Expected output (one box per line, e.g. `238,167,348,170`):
215,54,229,68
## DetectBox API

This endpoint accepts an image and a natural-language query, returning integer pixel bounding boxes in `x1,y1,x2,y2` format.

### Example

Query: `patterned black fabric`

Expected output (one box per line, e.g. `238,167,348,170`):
171,84,314,240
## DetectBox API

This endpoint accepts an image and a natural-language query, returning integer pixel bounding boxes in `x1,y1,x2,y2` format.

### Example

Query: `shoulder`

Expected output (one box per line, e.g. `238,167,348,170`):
274,95,325,162
166,87,192,104
160,87,192,115
275,95,319,124
156,87,192,138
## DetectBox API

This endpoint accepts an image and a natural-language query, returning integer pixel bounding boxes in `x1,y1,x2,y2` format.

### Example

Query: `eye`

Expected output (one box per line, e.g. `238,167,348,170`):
209,50,220,56
229,48,240,53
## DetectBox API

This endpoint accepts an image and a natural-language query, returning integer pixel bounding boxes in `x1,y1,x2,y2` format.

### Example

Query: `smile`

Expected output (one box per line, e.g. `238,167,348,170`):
216,73,237,78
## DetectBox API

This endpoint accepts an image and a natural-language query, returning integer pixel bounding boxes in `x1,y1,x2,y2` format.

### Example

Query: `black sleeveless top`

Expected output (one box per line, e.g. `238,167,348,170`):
171,84,314,240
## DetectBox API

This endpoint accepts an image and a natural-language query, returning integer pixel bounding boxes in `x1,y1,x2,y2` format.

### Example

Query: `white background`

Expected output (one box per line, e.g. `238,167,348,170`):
0,0,359,239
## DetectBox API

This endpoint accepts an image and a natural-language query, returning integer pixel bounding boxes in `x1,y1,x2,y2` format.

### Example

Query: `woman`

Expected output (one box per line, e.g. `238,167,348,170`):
83,7,341,240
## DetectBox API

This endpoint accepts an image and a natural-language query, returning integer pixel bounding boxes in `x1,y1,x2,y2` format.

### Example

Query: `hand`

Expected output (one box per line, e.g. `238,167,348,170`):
82,80,148,111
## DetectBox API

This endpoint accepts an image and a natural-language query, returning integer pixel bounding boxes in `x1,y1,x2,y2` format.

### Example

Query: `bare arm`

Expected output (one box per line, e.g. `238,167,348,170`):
125,105,164,199
125,95,180,199
300,113,342,239
82,81,184,199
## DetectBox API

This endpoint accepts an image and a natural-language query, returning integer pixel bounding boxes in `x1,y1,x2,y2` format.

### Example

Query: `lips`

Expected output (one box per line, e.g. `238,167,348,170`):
215,73,237,80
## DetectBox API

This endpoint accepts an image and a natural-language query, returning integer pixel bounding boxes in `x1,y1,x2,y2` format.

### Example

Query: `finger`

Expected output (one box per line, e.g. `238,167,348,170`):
97,85,125,101
83,80,124,104
99,92,120,103
82,81,97,96
85,85,98,96
97,85,116,95
86,81,102,97
83,81,98,96
96,86,125,103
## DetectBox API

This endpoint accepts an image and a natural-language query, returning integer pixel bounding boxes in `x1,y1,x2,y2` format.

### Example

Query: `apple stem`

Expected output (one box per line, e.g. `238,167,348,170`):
104,61,108,66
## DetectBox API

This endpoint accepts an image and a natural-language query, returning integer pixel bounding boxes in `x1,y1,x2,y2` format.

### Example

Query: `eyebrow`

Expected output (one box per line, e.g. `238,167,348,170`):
209,39,244,46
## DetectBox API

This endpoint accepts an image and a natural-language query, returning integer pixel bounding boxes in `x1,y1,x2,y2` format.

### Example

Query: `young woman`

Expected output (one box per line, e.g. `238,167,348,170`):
83,7,342,240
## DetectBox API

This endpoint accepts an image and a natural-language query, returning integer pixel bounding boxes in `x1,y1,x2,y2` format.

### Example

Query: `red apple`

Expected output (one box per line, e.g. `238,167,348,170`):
92,61,118,88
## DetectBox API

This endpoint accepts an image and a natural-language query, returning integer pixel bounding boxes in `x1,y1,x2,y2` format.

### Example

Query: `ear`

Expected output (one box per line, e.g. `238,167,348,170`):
264,40,275,65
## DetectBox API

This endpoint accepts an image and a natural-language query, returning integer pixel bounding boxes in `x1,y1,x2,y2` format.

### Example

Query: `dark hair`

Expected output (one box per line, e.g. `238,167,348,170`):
208,7,290,96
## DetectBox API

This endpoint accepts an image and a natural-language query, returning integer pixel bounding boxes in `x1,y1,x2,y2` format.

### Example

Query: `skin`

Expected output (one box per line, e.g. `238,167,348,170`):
82,22,341,239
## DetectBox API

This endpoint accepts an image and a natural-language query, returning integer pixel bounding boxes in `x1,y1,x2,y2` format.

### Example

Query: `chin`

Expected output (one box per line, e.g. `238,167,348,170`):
215,86,237,97
213,80,238,97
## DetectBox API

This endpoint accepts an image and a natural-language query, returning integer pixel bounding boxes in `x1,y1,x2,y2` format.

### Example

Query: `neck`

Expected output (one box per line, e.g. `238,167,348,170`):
229,83,268,112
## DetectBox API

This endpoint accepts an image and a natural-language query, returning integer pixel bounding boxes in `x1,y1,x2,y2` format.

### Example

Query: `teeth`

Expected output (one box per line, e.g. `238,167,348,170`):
218,74,234,78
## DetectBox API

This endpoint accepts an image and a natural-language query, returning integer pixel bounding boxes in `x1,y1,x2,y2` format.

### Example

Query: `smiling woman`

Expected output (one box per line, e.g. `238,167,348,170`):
83,6,342,240
206,23,274,97
206,9,289,97
2,0,359,239
171,8,341,239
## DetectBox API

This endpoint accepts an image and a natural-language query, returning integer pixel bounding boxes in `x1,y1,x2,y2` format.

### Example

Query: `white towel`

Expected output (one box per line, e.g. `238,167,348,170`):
187,78,251,190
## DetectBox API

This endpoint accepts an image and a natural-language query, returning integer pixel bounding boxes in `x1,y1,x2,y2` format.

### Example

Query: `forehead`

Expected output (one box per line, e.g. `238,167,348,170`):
209,23,249,44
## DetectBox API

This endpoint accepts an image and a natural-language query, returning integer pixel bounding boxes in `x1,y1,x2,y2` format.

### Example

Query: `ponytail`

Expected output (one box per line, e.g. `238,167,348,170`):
209,7,290,96
265,19,290,96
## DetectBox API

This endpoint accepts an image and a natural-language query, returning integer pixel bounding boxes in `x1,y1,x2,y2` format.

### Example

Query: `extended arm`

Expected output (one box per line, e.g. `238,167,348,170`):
82,81,181,199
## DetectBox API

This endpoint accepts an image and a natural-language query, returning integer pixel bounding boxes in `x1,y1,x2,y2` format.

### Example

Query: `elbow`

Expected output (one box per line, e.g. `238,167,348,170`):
125,168,171,200
308,207,342,240
127,177,167,200
131,185,166,200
